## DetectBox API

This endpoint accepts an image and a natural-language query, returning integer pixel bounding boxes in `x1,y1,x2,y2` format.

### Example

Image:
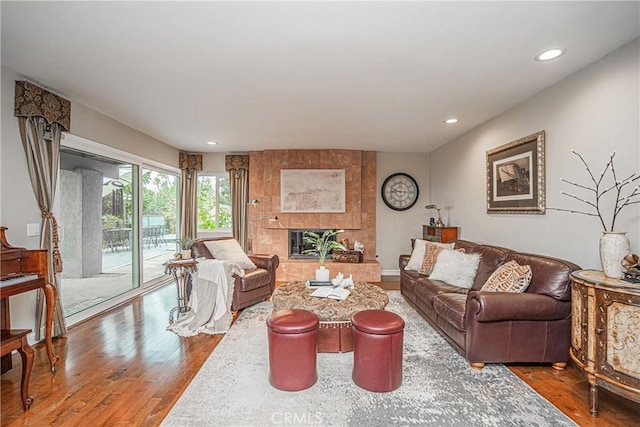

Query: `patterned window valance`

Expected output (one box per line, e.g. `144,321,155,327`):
179,152,203,171
225,155,249,172
14,81,71,131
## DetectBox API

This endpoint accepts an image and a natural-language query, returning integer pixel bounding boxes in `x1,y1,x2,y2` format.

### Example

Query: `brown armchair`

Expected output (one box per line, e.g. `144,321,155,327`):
191,237,279,311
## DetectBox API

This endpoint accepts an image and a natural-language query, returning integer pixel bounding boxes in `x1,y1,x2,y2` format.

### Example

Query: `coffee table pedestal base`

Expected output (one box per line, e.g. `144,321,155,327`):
318,321,353,353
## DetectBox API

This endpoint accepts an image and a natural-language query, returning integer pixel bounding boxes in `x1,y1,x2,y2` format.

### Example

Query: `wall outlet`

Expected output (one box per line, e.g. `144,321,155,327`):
27,223,40,237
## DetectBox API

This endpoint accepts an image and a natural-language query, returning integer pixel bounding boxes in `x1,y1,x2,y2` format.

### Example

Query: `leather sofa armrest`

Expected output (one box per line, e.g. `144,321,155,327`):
466,290,571,322
399,255,411,270
248,254,280,272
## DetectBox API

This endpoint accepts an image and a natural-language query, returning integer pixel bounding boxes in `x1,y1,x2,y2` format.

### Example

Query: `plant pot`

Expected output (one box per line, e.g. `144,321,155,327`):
599,231,630,279
180,249,192,260
315,266,330,282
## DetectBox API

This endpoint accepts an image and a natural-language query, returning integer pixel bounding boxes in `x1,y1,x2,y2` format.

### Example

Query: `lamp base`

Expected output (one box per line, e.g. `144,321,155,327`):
435,218,445,227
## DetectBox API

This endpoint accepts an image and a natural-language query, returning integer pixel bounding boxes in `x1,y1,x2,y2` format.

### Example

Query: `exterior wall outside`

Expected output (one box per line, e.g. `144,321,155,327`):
429,39,640,270
59,170,83,277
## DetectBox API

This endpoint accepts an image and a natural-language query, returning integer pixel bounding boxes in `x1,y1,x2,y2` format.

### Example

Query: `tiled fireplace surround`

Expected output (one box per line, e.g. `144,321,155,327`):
248,150,381,282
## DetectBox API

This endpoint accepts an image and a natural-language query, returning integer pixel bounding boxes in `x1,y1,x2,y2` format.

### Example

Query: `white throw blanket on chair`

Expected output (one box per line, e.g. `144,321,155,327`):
167,259,242,337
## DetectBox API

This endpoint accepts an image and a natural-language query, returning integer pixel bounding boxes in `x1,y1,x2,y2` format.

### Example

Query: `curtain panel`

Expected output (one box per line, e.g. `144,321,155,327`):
225,155,250,251
15,81,71,338
179,152,202,240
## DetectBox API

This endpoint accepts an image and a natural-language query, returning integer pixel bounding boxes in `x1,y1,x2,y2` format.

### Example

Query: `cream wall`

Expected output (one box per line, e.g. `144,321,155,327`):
72,103,177,167
429,39,640,270
0,66,180,333
200,153,226,174
376,151,431,273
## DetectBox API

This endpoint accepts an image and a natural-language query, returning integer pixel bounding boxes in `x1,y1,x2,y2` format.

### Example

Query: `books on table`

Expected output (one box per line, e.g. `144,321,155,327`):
305,279,334,288
310,286,350,301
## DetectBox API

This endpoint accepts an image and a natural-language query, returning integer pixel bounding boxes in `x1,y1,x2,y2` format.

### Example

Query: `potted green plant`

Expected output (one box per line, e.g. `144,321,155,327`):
176,236,196,259
303,229,347,281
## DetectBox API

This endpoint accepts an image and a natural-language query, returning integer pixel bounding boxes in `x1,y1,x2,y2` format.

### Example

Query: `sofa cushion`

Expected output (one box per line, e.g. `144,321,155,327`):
481,260,532,293
204,239,257,270
405,239,454,271
429,250,481,288
414,278,468,308
433,293,467,331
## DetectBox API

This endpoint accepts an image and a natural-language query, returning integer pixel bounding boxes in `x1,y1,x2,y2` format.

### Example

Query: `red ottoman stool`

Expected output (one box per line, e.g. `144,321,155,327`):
266,309,319,391
352,309,404,392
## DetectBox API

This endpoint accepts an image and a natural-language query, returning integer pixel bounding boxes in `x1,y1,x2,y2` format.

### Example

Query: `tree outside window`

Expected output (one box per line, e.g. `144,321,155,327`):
198,175,231,230
141,170,178,234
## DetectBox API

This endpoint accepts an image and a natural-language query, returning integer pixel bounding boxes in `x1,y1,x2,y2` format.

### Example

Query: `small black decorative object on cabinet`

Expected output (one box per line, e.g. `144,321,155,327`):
381,173,419,211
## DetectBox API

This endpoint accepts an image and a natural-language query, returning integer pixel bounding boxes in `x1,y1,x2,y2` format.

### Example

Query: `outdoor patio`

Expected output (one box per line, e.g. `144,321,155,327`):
61,236,177,316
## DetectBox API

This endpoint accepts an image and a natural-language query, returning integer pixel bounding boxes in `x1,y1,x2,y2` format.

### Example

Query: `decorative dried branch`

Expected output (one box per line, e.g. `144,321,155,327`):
550,150,639,232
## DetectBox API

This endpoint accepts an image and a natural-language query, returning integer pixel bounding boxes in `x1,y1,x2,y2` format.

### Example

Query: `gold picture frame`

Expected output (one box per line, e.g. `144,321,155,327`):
486,130,545,214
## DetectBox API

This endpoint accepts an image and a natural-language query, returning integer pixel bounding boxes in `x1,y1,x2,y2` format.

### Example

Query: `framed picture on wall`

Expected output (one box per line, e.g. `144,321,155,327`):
281,169,346,213
486,130,545,214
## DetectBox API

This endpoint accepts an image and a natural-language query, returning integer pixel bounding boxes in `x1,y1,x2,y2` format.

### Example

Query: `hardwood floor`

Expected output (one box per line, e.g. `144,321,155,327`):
1,285,223,426
2,282,638,426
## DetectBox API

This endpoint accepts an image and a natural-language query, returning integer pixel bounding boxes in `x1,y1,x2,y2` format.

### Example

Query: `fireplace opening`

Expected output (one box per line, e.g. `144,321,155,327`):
288,229,337,260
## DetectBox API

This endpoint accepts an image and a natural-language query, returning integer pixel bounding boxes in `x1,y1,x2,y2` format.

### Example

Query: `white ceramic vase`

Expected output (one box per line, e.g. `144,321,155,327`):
180,249,192,260
599,231,630,279
315,266,330,281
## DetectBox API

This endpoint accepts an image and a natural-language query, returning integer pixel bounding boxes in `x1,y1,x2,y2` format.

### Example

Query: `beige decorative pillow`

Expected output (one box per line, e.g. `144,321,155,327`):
405,239,454,271
418,244,443,275
204,239,256,270
419,246,466,276
481,260,532,293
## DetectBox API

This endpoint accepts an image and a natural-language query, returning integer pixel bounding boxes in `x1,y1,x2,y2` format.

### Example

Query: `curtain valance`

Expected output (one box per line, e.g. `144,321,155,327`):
14,81,71,131
179,152,203,171
225,155,249,173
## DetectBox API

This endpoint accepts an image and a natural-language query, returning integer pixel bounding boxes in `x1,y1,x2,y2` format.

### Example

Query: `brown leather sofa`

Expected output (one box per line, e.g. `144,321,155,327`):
399,239,580,369
191,237,280,311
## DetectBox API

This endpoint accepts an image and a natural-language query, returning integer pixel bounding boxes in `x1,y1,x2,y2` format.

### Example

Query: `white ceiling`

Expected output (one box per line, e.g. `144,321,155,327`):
2,2,639,154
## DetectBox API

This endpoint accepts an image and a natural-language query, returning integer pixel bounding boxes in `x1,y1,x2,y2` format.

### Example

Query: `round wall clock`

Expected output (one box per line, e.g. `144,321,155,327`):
381,172,419,211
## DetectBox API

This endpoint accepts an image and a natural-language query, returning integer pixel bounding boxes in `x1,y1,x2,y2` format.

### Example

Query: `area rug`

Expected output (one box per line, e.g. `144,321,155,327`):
162,291,576,426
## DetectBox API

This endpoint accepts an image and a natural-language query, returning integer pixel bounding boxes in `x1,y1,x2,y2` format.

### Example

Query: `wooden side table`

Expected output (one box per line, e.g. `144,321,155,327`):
164,259,198,324
569,270,640,416
422,225,458,243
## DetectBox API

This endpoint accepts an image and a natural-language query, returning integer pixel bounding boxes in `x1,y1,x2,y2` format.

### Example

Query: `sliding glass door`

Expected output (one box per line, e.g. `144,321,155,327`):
141,167,179,284
58,147,140,316
57,136,181,321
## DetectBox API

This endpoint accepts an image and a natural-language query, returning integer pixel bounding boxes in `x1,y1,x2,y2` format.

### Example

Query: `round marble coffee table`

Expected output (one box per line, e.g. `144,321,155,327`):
271,280,389,353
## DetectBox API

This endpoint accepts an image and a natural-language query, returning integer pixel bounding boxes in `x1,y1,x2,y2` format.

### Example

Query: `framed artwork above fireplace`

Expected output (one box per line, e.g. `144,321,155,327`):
280,169,346,213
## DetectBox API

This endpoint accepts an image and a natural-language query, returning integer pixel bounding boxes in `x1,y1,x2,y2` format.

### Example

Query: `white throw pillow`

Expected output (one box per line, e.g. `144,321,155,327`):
405,239,454,271
204,239,256,270
429,249,481,288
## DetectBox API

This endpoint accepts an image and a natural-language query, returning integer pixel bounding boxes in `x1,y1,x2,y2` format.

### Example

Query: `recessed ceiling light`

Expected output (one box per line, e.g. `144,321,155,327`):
535,48,564,62
207,141,217,146
444,118,459,124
